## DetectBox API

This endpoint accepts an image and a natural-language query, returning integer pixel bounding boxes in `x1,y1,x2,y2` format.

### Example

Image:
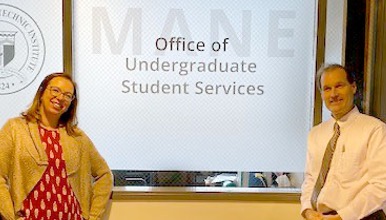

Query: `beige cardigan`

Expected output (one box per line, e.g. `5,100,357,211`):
0,117,113,220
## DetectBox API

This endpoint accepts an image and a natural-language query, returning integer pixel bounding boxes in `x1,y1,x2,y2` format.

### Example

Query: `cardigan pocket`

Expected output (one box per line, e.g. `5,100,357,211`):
60,136,81,176
64,146,80,176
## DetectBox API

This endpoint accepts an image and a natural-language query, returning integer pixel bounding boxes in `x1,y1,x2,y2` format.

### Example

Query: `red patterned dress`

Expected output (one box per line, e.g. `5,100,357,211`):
22,125,82,220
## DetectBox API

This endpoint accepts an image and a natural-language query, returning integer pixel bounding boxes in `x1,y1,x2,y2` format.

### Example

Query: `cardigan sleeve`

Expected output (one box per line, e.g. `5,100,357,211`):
0,120,16,220
82,133,113,220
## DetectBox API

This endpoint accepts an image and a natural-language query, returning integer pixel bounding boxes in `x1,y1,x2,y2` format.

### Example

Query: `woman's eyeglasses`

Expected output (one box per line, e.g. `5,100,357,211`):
48,86,75,102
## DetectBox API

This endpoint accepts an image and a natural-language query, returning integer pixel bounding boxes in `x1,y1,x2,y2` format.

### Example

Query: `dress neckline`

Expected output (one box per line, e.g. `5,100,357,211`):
38,123,59,132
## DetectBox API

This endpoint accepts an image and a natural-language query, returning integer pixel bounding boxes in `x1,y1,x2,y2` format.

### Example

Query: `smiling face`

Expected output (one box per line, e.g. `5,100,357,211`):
39,76,75,125
320,68,357,119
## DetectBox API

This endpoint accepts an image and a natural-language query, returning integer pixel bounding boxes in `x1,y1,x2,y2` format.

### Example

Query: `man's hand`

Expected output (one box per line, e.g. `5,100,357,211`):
322,214,342,220
302,209,343,220
303,209,323,219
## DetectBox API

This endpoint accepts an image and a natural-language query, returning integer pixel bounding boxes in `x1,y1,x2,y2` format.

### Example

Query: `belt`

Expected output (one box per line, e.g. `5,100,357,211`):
323,210,386,220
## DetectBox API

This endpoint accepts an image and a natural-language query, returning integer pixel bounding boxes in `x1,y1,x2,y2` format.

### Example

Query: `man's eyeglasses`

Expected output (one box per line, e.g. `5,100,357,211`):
48,86,75,102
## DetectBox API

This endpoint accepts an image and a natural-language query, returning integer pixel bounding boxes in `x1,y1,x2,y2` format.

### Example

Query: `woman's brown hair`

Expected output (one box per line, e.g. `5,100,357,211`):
22,73,79,136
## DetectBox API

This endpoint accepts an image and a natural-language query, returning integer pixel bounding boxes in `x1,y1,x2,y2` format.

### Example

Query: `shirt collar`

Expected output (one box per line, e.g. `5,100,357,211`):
332,106,359,128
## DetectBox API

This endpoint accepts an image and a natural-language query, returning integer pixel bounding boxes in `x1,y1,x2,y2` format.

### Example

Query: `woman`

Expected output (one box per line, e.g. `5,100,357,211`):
0,73,113,220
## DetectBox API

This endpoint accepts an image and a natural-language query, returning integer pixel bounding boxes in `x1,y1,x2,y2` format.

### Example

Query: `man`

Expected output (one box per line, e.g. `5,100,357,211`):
301,64,386,220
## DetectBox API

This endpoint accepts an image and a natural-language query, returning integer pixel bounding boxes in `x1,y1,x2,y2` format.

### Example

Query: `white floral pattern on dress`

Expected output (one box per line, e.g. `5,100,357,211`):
22,126,82,220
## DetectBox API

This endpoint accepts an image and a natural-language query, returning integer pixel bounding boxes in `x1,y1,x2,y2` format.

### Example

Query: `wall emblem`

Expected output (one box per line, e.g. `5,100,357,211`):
0,4,45,94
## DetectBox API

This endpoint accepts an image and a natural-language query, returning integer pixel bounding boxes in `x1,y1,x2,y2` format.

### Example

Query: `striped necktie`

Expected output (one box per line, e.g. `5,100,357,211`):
311,122,340,210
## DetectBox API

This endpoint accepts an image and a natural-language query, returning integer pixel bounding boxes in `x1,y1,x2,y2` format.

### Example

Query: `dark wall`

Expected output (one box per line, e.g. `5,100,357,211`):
345,0,366,112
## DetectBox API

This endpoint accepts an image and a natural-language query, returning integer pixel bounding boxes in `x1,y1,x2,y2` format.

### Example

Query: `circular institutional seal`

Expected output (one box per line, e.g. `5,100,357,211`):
0,4,45,94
